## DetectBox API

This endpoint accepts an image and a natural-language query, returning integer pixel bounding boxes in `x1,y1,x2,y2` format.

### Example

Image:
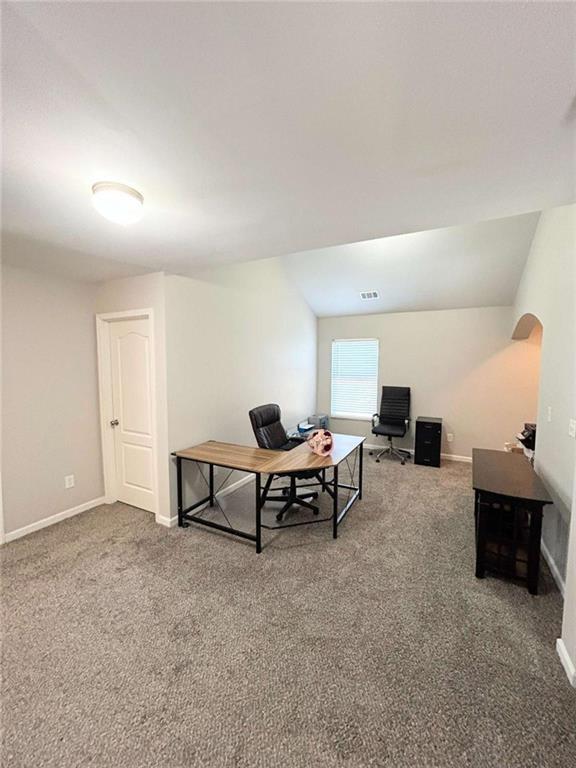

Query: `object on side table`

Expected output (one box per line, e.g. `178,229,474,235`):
504,442,524,454
517,422,536,463
517,423,536,450
370,386,411,465
472,448,552,595
414,417,442,468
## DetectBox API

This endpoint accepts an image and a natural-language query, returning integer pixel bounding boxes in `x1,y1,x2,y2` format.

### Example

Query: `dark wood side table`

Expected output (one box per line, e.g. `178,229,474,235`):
472,449,552,595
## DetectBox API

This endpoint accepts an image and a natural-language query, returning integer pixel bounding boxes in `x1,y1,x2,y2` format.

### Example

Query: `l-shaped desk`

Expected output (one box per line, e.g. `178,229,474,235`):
172,433,365,553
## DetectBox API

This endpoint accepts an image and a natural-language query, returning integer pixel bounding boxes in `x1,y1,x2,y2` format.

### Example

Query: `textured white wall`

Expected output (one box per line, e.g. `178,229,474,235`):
165,257,318,518
2,265,104,534
318,306,540,458
512,203,576,681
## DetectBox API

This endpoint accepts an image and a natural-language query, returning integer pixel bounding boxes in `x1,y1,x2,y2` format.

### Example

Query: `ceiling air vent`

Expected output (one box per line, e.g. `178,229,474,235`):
360,290,380,300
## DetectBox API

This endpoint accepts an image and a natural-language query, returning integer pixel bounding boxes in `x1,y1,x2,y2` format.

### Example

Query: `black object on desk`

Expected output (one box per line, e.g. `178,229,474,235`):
414,417,442,467
472,449,552,595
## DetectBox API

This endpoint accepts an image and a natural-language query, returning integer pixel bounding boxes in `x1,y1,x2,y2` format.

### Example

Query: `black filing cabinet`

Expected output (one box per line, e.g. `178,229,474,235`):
414,417,442,467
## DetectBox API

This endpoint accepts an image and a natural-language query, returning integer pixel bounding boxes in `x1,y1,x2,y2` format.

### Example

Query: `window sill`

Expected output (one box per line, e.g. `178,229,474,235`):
330,414,374,422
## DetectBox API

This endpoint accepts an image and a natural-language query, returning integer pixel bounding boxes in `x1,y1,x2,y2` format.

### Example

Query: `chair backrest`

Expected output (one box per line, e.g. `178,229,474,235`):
249,403,289,449
379,386,411,424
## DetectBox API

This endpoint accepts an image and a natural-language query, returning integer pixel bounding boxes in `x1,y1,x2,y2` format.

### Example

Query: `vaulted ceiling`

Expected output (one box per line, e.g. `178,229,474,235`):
281,212,540,317
2,1,575,282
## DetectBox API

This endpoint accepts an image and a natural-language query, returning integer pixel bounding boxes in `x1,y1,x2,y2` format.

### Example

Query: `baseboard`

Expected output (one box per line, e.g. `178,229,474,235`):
556,638,576,687
156,514,177,528
441,453,472,463
4,496,107,543
162,474,254,528
365,444,471,463
540,539,566,597
218,474,254,497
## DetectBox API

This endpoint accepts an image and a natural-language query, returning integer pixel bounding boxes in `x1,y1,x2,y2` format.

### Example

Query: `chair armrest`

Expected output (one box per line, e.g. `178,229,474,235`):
372,413,380,427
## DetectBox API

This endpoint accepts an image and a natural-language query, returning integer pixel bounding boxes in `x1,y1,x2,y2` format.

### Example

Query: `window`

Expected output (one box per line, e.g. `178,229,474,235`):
331,338,379,420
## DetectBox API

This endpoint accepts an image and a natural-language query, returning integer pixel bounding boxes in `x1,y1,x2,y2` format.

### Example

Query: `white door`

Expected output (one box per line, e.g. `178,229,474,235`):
109,318,156,512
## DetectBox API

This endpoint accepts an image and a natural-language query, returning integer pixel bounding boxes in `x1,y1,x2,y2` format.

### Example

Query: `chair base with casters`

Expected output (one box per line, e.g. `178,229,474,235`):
261,474,320,521
369,438,411,465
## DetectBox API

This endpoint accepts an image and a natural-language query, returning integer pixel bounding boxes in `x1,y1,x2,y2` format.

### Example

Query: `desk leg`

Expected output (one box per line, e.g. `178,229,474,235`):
475,495,486,579
255,472,262,554
474,490,478,545
209,463,215,507
177,456,184,527
332,465,339,539
358,444,363,501
527,507,543,595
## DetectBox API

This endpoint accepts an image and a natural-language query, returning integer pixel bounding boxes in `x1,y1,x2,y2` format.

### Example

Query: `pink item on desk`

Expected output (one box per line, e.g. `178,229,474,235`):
307,429,333,456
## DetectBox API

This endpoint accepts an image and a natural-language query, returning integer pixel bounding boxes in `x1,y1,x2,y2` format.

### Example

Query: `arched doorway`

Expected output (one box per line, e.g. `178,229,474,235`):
511,312,543,457
512,312,543,342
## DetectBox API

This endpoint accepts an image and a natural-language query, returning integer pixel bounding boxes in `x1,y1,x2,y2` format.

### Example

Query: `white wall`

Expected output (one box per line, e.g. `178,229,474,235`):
2,265,104,535
317,306,540,458
512,203,576,684
165,257,317,518
95,272,170,523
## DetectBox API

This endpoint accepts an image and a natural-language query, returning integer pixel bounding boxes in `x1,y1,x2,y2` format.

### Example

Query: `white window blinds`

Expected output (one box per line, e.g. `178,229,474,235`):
331,338,379,419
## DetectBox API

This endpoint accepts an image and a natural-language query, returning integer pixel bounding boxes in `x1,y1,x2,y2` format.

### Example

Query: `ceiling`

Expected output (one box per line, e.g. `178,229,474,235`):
2,2,575,279
281,211,540,317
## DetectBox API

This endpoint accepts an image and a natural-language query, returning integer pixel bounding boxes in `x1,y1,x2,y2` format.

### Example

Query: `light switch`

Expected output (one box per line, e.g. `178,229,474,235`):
547,406,553,423
64,474,75,489
569,419,576,439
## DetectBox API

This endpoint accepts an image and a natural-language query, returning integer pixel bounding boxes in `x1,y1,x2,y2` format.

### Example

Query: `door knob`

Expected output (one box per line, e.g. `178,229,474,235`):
110,419,119,427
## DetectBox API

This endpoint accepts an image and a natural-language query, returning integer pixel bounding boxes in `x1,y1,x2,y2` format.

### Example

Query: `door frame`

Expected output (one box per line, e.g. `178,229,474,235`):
96,308,158,512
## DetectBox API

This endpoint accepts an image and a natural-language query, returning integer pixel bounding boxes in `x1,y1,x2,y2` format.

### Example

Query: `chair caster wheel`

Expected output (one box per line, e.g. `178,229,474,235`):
313,509,319,516
181,522,189,528
311,492,318,500
369,451,373,456
376,459,380,463
282,487,289,496
276,513,284,522
401,460,405,466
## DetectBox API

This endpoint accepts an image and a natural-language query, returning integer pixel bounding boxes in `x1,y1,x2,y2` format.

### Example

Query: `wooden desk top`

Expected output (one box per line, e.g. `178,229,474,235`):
264,434,365,473
173,441,279,472
173,434,365,473
472,449,552,504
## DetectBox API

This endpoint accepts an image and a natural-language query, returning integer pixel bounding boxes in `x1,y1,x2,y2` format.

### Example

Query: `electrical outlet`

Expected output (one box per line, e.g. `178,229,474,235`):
64,474,75,489
547,406,553,423
569,419,576,439
447,433,454,443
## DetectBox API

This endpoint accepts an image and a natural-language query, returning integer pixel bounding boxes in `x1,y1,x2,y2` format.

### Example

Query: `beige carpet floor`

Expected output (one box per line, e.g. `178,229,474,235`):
1,458,575,767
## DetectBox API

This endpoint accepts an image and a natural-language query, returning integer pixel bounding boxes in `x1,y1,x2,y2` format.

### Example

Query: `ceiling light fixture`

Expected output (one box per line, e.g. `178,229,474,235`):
92,181,144,225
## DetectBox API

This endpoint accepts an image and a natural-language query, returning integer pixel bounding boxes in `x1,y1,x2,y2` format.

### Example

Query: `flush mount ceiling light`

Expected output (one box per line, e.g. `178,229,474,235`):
92,181,144,225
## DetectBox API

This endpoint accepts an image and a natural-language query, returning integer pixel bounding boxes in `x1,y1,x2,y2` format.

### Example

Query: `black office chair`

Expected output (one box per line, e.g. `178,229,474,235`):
370,386,411,465
249,404,321,521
